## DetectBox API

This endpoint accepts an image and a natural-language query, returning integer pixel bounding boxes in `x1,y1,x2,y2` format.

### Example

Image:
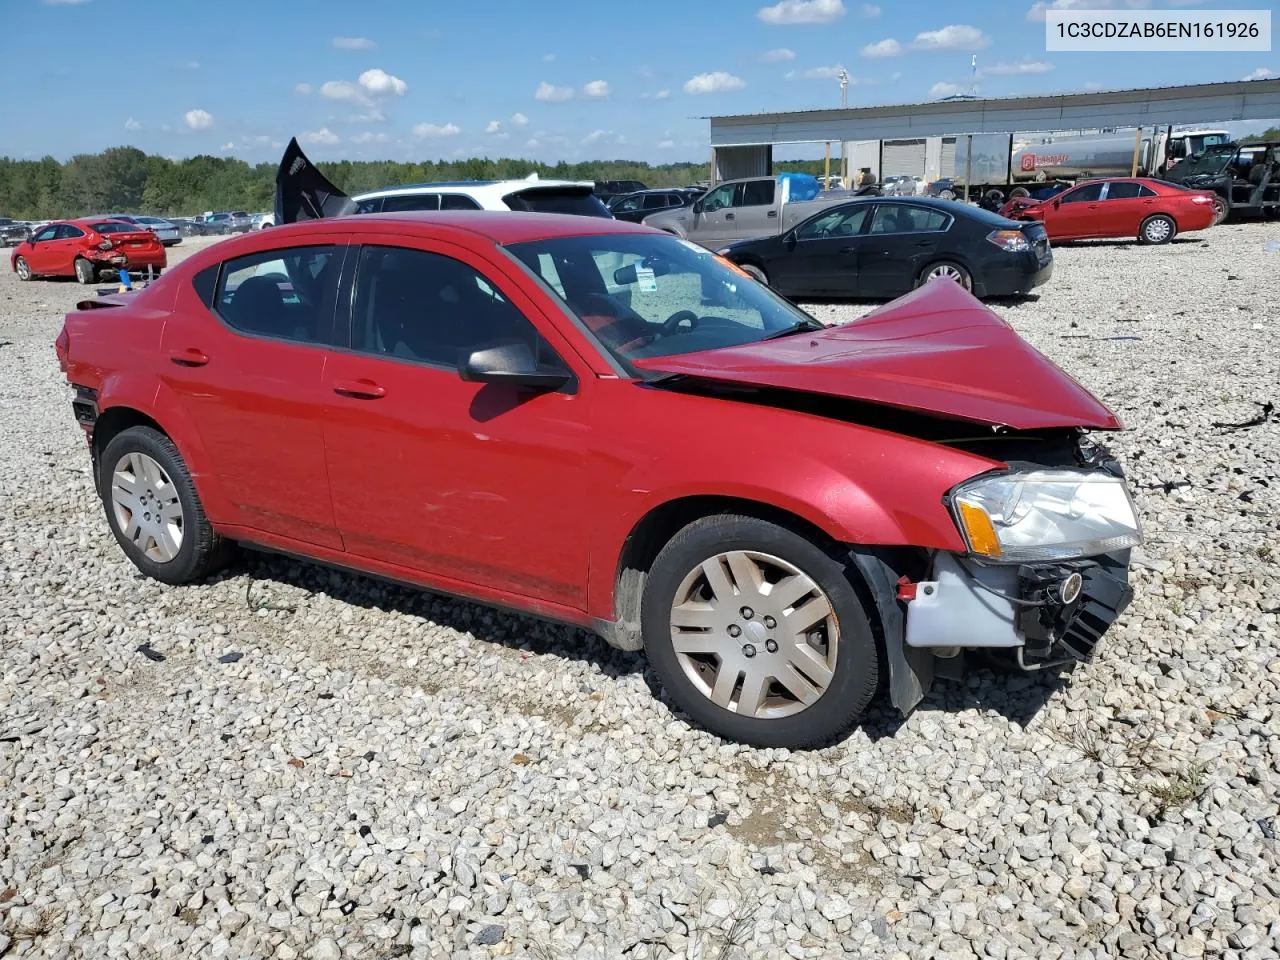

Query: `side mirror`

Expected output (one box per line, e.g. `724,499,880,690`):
1052,199,1062,208
458,341,569,391
784,230,798,250
693,199,703,214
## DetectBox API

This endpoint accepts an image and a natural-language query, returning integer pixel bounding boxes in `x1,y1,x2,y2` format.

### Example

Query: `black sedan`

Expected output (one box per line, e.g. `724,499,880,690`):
716,198,1053,300
607,189,698,223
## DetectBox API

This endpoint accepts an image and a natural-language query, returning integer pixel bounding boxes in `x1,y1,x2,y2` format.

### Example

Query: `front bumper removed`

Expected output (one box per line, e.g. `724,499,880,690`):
903,548,1134,669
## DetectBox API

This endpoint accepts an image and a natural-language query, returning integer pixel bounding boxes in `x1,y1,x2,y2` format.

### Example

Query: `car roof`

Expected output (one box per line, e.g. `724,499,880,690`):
251,210,654,246
354,178,595,202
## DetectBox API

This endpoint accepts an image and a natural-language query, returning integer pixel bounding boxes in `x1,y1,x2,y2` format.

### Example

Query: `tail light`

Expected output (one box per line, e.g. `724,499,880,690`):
1190,195,1214,204
97,237,114,250
986,229,1032,252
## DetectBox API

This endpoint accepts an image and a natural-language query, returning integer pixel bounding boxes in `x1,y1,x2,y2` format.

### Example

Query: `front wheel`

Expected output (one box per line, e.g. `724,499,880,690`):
1139,214,1176,245
641,515,881,748
1211,197,1228,225
99,426,230,585
918,261,972,292
738,263,768,285
74,257,97,284
14,256,32,281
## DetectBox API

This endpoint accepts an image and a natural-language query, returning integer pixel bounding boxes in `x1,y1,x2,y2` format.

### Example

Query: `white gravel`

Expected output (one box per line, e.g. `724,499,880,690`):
2,225,1279,959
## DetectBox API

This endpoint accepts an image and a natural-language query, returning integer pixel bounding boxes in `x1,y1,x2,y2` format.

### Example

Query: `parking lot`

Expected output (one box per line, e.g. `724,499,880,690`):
1,225,1278,959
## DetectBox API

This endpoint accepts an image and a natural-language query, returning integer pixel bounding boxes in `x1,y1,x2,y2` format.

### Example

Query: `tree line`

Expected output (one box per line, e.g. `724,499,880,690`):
0,146,837,220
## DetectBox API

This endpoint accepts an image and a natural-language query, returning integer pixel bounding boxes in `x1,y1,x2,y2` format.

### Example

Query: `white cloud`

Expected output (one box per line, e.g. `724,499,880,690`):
785,65,862,81
351,131,392,144
320,69,407,108
1027,0,1098,22
485,120,502,134
759,48,796,63
358,68,407,97
1242,67,1275,81
294,82,313,95
930,82,965,98
982,60,1054,76
184,109,213,131
511,112,529,126
583,79,610,98
124,117,141,131
320,80,363,103
301,128,340,145
657,139,675,149
220,142,235,152
683,71,746,95
860,38,901,58
911,25,989,51
413,122,461,138
756,0,845,25
861,2,880,15
332,36,376,50
535,81,575,102
582,130,626,146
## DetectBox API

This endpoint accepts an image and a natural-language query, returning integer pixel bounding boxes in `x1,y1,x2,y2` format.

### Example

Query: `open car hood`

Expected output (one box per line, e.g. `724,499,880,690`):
274,138,357,226
633,281,1121,431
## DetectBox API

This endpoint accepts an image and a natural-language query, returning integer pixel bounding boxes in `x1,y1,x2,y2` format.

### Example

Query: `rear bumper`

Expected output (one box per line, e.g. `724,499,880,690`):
978,256,1053,297
89,248,167,270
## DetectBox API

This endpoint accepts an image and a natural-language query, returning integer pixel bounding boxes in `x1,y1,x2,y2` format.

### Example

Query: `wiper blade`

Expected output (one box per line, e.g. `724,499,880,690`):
760,317,825,341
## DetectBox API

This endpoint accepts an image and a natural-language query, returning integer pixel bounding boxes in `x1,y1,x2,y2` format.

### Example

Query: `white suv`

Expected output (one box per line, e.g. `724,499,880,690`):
353,175,612,217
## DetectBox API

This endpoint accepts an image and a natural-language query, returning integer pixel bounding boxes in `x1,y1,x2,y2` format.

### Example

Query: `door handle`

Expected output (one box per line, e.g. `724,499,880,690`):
914,240,935,247
724,213,736,220
839,246,860,254
332,379,386,400
766,210,778,218
169,348,209,367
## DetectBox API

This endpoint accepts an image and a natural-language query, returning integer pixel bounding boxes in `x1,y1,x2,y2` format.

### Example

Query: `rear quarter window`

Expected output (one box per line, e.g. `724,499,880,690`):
502,189,611,217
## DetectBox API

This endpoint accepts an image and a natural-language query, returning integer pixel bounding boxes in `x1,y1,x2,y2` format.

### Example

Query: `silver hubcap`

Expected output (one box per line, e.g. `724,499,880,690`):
928,264,969,289
111,452,184,562
669,550,838,719
1145,219,1171,242
16,258,30,279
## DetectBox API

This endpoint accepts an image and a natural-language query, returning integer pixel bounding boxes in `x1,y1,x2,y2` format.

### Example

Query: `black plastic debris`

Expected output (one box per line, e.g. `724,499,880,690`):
1213,402,1276,432
136,645,165,662
708,812,729,828
218,652,243,664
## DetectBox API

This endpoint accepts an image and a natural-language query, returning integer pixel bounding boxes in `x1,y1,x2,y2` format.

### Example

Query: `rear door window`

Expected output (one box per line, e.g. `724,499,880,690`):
212,245,342,345
440,194,482,210
739,180,775,206
641,194,670,210
501,188,610,217
869,204,950,234
1103,182,1144,200
356,198,382,214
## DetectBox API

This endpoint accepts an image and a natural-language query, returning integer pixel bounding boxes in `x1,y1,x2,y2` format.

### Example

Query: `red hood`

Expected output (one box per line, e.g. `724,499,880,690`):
634,281,1121,430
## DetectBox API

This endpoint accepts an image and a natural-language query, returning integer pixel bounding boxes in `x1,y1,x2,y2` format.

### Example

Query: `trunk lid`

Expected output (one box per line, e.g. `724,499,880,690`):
634,281,1120,431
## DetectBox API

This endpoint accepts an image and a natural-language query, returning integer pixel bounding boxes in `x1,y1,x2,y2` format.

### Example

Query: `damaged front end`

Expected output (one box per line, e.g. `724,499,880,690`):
874,432,1140,713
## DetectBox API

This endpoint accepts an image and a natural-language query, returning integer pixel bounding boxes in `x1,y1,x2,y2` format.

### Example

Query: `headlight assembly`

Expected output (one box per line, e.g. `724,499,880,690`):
951,469,1142,563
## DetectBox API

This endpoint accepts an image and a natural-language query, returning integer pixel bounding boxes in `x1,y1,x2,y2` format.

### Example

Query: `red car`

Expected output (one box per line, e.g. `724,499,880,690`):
11,217,167,283
998,177,1217,244
56,212,1142,747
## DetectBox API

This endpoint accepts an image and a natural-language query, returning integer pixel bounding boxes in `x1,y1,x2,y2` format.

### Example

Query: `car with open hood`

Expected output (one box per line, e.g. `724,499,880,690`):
56,205,1141,747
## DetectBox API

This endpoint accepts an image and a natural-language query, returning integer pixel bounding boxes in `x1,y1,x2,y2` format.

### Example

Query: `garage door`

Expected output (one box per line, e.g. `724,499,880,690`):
939,138,957,179
881,140,926,178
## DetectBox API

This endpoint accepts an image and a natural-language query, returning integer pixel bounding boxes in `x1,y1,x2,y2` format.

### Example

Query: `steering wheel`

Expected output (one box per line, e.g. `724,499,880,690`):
661,310,700,337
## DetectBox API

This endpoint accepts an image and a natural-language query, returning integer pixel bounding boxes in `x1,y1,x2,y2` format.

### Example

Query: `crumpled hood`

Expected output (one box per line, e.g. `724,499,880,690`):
633,281,1121,430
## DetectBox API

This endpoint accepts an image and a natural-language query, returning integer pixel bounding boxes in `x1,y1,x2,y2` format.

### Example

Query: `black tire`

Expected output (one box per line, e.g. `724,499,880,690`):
1139,214,1176,245
14,255,32,281
1211,197,1229,225
983,189,1006,206
74,257,97,285
641,515,881,748
738,262,768,285
98,425,231,585
1010,187,1031,199
916,260,972,292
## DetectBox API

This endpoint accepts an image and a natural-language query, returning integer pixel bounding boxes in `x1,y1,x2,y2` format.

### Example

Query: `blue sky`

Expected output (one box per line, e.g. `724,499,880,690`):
2,0,1275,164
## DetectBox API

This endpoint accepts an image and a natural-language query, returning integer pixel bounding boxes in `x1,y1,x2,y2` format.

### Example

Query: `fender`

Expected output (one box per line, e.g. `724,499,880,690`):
584,418,998,623
94,373,236,525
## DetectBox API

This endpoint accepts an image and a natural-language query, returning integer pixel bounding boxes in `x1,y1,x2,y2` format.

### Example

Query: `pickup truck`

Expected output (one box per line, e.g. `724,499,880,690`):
642,174,850,248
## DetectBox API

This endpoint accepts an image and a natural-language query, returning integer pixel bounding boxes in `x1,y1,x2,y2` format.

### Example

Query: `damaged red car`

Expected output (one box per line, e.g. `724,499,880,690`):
56,213,1142,747
998,177,1218,244
12,217,166,283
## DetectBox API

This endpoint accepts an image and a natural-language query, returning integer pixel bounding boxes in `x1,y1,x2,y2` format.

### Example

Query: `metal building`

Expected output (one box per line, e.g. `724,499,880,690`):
704,78,1280,185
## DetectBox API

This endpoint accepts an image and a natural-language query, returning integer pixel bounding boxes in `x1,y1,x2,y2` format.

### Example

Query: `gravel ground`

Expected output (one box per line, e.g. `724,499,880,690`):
2,224,1279,960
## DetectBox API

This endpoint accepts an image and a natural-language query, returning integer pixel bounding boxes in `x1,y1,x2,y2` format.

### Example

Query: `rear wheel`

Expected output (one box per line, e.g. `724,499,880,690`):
918,260,972,292
74,257,96,284
1139,214,1176,245
99,426,230,585
1211,197,1228,225
641,515,881,748
1010,187,1031,199
14,256,31,281
938,189,956,201
739,263,768,285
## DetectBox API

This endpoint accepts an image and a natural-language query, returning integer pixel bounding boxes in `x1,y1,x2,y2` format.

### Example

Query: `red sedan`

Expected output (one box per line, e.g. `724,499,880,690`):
11,217,166,283
998,177,1218,244
56,212,1142,746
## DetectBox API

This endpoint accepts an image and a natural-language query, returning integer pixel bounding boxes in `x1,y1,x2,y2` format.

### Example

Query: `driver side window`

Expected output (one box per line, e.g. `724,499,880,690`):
798,206,869,240
34,226,59,242
1061,183,1103,204
700,183,735,212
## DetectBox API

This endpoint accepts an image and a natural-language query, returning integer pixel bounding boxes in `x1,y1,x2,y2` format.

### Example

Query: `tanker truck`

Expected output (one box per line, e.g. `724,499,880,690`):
948,126,1231,211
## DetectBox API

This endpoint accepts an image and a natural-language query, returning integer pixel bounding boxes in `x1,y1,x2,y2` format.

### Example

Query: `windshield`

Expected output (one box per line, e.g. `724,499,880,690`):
502,187,612,217
1170,144,1235,178
507,233,814,376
